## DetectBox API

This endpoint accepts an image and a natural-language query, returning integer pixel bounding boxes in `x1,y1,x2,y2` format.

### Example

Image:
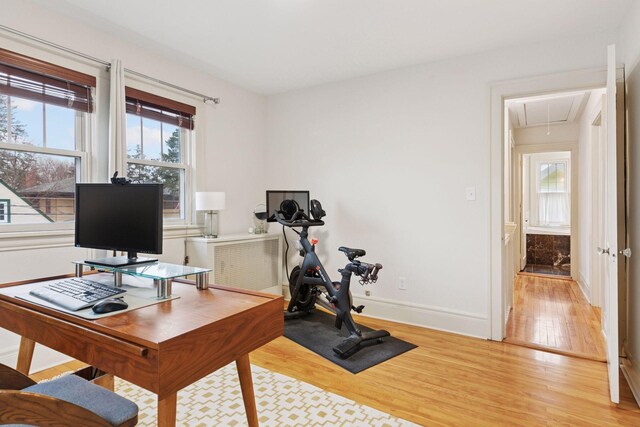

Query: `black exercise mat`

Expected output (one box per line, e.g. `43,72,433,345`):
283,310,417,373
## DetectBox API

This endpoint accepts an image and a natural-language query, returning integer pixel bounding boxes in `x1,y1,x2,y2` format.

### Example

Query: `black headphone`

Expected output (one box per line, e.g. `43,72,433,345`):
279,199,300,220
310,199,326,220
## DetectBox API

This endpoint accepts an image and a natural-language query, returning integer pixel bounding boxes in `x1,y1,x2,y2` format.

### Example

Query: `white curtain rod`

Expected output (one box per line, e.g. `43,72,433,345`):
0,24,220,105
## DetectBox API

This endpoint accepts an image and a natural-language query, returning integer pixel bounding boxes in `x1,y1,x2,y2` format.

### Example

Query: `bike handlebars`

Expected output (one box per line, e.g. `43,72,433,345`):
357,262,383,285
274,209,325,228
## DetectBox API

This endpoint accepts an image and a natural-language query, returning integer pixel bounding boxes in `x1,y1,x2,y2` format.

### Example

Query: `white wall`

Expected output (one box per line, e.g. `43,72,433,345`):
620,0,640,403
514,123,579,146
0,0,267,372
266,30,618,338
577,89,606,303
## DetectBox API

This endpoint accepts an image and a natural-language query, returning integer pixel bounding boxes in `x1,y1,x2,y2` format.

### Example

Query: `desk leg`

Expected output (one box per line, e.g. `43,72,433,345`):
16,337,35,375
236,354,259,427
158,393,177,427
96,373,115,391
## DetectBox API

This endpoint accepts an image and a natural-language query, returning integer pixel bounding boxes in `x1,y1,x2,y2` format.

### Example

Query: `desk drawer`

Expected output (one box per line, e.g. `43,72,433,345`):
0,300,159,393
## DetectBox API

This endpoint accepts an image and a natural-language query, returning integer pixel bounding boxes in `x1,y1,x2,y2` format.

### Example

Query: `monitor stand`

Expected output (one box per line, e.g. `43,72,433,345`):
85,252,158,268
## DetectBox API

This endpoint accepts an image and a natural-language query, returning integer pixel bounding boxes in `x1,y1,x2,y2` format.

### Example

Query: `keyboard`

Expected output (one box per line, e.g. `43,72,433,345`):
29,277,126,311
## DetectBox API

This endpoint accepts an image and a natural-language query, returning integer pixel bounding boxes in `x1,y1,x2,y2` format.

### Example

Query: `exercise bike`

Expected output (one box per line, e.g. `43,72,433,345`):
275,199,390,358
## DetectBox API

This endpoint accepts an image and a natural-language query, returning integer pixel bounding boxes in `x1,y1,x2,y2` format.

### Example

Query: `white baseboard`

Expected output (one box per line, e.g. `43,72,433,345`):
576,272,591,304
0,344,72,374
621,357,640,406
282,284,489,339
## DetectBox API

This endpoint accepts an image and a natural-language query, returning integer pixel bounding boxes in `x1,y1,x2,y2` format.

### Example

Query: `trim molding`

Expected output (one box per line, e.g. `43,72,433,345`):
490,66,608,341
282,284,489,338
577,272,591,304
621,357,640,406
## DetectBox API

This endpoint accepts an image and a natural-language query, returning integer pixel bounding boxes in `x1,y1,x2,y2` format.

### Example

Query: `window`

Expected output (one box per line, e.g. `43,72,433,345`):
536,160,570,226
0,199,9,223
538,162,567,193
0,48,94,226
124,87,195,221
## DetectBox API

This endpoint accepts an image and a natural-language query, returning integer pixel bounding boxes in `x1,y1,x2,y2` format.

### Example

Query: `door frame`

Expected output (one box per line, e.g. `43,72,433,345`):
490,67,607,340
515,144,578,280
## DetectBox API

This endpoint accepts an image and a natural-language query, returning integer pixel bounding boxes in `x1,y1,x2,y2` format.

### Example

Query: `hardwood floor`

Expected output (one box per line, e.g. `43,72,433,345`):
505,273,607,362
31,314,639,426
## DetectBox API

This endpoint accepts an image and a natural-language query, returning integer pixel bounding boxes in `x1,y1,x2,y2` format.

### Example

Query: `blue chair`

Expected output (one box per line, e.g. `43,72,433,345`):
0,363,138,426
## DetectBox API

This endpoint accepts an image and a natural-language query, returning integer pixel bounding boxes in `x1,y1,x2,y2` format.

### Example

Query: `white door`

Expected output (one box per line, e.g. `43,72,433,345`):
601,44,626,404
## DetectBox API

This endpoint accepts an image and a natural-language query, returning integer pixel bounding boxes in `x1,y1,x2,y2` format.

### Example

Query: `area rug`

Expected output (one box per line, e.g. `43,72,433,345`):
284,310,417,373
115,363,418,426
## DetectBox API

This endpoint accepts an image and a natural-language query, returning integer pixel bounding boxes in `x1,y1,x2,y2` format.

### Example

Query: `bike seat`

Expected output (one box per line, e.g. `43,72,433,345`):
338,246,366,260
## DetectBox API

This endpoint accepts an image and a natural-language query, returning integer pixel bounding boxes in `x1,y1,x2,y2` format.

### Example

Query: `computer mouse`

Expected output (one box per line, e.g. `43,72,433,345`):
92,298,128,314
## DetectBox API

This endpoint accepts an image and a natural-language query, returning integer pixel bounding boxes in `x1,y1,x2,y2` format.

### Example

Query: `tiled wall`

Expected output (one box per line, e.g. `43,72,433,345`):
526,234,570,267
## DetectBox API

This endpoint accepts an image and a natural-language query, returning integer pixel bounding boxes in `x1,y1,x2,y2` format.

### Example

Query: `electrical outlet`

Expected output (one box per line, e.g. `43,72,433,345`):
365,290,371,297
398,276,407,290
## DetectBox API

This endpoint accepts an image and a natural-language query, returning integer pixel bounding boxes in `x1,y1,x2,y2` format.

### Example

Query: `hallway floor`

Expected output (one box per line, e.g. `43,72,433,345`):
505,273,606,362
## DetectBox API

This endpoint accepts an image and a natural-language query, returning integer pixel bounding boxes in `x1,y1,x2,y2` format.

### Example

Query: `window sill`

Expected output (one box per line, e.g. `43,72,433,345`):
0,224,203,252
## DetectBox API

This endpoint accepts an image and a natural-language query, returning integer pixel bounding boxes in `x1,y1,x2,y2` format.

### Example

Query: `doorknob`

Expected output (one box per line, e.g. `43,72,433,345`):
597,247,610,255
620,248,632,258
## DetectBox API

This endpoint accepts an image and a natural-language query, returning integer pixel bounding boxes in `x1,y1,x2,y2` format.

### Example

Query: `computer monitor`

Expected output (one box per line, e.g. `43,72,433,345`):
266,190,310,222
75,183,163,267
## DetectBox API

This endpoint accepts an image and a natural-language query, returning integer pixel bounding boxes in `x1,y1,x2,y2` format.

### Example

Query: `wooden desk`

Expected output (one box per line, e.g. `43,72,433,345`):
0,275,284,426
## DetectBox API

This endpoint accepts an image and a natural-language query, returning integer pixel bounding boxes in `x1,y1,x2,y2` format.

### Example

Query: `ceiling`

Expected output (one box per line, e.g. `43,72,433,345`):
507,92,589,128
38,0,633,95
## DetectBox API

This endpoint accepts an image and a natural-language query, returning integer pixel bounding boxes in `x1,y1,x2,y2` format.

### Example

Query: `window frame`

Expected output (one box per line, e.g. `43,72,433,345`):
0,109,90,231
0,199,9,223
531,157,571,228
536,159,570,194
125,122,190,221
0,80,92,232
122,86,196,226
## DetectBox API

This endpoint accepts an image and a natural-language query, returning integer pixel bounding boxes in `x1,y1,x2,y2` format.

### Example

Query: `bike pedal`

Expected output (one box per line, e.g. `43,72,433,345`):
352,305,365,313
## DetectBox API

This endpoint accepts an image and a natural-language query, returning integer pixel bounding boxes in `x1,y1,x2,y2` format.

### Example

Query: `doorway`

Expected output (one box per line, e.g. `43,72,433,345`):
521,151,572,277
502,88,607,362
491,54,629,403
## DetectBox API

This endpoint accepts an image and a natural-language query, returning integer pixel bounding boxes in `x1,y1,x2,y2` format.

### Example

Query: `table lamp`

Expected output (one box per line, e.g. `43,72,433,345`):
195,192,226,238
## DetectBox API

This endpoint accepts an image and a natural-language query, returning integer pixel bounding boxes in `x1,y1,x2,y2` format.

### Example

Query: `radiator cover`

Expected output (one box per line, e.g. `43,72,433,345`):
186,234,283,293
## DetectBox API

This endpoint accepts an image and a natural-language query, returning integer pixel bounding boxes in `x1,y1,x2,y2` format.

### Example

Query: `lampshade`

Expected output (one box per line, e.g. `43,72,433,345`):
195,192,226,211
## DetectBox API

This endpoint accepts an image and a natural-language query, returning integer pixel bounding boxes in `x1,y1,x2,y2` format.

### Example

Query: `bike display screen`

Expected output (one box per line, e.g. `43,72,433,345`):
266,190,310,222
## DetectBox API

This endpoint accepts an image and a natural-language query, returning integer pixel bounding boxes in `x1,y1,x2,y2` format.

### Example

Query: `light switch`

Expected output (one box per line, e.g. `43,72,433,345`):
466,187,476,201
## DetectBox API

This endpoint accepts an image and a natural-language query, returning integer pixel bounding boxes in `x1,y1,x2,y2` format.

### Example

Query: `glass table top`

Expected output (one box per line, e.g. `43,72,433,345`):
73,261,211,280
